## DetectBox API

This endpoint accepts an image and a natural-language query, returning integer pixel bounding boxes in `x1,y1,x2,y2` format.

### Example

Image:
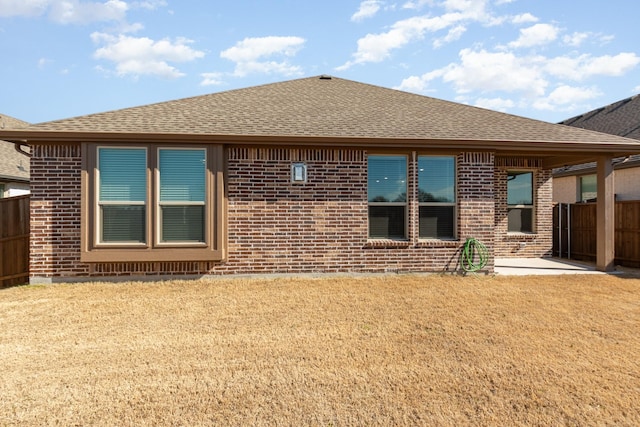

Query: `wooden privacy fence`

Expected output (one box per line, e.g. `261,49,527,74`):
553,201,640,268
0,195,30,287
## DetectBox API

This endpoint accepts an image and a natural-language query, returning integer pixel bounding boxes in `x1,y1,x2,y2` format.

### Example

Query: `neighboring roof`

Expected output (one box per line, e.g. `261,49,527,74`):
555,94,640,177
560,94,640,139
0,114,30,182
2,76,640,168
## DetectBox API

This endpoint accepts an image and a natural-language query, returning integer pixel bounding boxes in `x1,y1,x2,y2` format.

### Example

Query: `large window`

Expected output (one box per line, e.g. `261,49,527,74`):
579,174,597,202
418,156,456,239
368,155,407,239
507,171,534,233
83,144,224,262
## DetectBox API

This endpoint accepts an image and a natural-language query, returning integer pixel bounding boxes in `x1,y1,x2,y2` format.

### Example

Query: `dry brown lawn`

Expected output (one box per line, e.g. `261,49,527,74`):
1,273,639,426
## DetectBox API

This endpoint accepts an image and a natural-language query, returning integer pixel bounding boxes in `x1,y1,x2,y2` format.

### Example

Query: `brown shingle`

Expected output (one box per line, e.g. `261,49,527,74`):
21,76,640,145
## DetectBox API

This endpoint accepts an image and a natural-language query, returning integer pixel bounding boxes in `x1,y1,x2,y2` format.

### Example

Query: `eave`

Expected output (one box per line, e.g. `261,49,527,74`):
2,130,640,169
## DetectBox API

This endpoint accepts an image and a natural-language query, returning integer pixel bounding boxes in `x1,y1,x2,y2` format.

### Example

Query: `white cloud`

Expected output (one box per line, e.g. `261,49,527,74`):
402,0,432,10
0,0,49,17
91,32,205,78
0,0,130,24
351,0,383,22
220,36,305,77
511,13,538,24
474,97,515,112
396,68,445,92
441,48,548,96
131,0,167,10
546,52,640,81
532,85,601,111
634,85,640,93
433,24,466,48
50,0,128,24
399,45,640,115
442,0,486,16
38,57,52,69
200,72,224,86
563,32,589,47
508,23,559,48
337,13,463,69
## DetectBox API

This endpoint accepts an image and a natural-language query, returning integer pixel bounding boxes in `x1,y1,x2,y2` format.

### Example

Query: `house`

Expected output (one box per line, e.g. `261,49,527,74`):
554,94,640,203
1,76,639,283
0,114,30,198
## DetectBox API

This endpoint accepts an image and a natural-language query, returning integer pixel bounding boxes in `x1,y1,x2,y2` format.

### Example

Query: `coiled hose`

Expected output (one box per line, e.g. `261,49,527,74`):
461,238,489,273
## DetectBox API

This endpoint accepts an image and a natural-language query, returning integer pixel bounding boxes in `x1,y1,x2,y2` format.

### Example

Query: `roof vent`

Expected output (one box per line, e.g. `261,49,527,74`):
319,75,332,80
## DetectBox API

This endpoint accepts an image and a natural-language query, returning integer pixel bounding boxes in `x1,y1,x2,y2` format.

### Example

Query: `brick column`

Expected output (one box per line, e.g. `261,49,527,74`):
457,152,495,271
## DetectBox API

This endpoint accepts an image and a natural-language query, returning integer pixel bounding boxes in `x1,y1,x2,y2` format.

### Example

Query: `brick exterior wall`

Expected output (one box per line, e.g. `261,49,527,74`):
30,145,88,278
494,157,553,258
29,145,551,282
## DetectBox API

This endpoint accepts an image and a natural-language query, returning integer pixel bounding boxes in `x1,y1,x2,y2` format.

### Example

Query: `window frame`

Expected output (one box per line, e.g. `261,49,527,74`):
507,170,535,234
417,155,457,240
367,154,409,240
81,143,225,262
96,146,148,246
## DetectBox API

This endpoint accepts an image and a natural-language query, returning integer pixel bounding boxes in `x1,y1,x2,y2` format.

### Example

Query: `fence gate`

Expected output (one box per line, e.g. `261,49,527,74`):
0,195,30,287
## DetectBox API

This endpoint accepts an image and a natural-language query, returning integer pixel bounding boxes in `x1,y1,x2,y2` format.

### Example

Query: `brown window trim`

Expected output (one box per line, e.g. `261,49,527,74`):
81,143,226,262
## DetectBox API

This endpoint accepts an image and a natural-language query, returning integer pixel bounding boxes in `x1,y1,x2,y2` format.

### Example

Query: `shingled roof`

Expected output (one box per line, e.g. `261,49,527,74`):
2,76,640,168
0,114,30,182
555,94,640,176
560,94,640,139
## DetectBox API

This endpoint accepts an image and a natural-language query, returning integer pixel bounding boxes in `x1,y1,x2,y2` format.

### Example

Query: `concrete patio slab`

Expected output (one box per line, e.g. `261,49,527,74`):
495,257,604,276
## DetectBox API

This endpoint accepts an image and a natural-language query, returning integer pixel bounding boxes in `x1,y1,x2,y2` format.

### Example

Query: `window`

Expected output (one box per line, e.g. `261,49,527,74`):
98,148,147,244
418,156,456,239
507,171,534,233
83,144,224,262
579,174,597,202
0,184,4,198
158,149,206,243
368,155,407,239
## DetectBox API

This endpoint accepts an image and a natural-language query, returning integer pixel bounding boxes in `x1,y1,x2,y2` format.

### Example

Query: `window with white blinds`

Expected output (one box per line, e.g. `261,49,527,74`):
97,148,147,243
158,149,206,243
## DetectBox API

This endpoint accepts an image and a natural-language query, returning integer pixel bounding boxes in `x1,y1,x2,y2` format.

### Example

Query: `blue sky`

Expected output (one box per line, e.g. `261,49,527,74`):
1,0,639,124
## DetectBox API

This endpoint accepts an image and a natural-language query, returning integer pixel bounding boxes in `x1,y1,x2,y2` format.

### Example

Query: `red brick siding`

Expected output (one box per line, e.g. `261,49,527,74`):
30,145,88,277
494,157,553,257
458,152,495,270
30,146,543,281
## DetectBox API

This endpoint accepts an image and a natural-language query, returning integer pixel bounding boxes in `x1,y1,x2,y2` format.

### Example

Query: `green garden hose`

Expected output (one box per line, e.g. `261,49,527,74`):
461,238,489,273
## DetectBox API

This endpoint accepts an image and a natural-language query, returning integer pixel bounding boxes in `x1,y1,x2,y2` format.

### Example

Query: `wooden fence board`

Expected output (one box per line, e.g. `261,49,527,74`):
554,201,640,268
0,195,30,287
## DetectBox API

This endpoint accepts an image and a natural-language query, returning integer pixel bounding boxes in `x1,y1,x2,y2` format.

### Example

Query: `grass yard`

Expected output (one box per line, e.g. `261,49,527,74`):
1,274,639,426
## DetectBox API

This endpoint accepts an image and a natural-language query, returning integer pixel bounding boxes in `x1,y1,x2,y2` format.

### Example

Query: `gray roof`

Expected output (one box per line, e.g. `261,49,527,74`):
2,76,640,168
555,94,640,176
0,114,29,182
560,94,640,139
